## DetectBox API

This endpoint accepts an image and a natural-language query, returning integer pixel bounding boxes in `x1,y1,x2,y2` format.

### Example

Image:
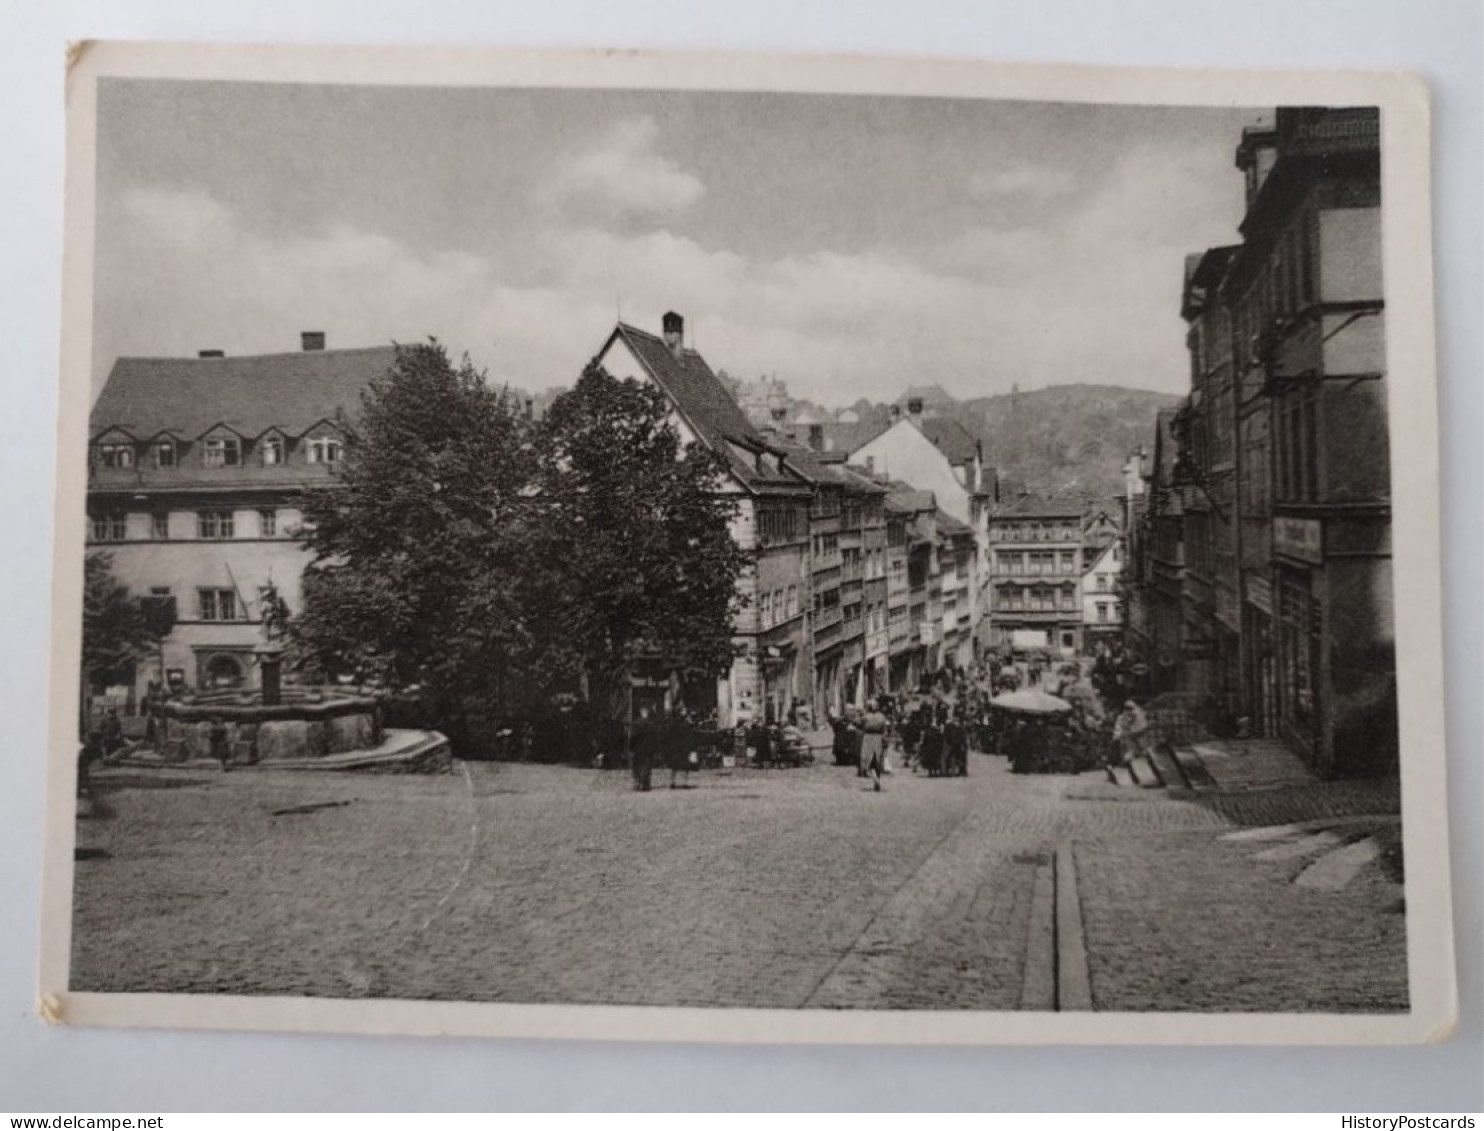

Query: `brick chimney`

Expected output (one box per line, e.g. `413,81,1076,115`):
300,331,326,352
661,311,683,356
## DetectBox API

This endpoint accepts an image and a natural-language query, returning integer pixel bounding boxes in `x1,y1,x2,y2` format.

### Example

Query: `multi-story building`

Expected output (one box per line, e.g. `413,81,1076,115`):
987,495,1087,656
937,512,976,669
859,471,892,700
593,313,815,727
85,334,395,709
884,492,914,690
1081,537,1124,650
884,483,939,692
1144,410,1187,692
1134,108,1392,776
1227,108,1392,775
1179,245,1244,718
849,397,993,658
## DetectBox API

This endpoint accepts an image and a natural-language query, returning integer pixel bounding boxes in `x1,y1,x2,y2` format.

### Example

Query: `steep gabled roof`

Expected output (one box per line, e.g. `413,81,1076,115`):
90,346,398,442
608,323,806,493
883,481,935,515
819,419,888,455
918,416,980,465
996,493,1087,519
936,511,973,537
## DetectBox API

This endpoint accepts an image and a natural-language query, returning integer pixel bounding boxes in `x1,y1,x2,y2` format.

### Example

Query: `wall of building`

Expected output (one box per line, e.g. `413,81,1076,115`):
852,422,973,524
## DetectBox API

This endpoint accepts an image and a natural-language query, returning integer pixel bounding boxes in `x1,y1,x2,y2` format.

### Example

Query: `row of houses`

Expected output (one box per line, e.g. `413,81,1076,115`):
1124,106,1394,779
86,310,1126,731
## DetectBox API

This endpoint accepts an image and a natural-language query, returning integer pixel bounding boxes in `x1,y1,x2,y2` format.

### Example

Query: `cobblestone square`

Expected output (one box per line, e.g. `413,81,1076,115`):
70,753,1408,1012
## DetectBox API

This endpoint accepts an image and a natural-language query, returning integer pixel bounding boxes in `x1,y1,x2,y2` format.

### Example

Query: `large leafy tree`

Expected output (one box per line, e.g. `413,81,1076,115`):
533,363,750,723
81,551,151,695
291,342,538,749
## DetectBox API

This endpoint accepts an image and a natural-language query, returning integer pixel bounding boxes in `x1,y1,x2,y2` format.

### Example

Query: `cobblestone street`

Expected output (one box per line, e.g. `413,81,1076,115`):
71,753,1407,1011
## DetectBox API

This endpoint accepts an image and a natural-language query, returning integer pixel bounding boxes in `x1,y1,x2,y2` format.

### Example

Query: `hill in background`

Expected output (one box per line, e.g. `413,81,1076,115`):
960,383,1181,502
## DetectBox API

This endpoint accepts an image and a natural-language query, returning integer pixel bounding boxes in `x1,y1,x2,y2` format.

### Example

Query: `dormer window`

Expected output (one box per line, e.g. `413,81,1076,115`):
153,440,176,468
260,435,285,466
203,436,240,468
97,442,134,469
307,436,342,465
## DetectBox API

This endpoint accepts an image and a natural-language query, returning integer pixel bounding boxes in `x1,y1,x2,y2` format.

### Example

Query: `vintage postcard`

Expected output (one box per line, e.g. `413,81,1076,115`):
42,42,1454,1044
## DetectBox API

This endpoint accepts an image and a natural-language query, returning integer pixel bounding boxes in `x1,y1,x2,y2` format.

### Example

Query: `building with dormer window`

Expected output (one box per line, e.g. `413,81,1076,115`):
85,333,395,707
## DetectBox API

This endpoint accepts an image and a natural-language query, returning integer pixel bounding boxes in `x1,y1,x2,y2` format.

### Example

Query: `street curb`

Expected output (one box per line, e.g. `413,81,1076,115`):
1055,841,1094,1011
1019,854,1056,1011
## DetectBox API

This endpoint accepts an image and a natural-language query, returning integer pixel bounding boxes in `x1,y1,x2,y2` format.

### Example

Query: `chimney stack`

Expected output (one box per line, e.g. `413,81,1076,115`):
907,397,924,419
661,311,684,356
525,398,534,421
301,331,326,352
198,349,225,359
808,423,824,452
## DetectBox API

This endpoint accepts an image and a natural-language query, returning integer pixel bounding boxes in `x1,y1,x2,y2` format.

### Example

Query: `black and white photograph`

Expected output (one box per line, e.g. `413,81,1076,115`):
43,43,1454,1044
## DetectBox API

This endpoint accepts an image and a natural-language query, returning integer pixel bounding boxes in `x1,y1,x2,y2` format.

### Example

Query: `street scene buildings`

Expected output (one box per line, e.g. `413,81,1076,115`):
1123,106,1394,779
71,86,1409,1016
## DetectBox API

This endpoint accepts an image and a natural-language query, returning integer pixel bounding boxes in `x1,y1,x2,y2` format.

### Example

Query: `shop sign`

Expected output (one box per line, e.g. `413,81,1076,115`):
1273,516,1323,564
1246,575,1273,615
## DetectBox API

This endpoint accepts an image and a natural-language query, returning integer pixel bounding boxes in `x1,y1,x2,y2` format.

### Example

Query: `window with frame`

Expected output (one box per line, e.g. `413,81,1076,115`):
1059,550,1076,574
90,513,127,542
97,442,135,469
260,435,285,466
307,435,343,466
151,512,170,540
1275,384,1319,503
1097,602,1110,623
1059,585,1077,610
203,436,241,468
197,509,235,539
153,440,176,468
198,588,239,622
258,509,278,538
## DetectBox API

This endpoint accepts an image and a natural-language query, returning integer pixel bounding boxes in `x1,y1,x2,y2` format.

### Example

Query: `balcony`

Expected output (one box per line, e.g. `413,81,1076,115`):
813,605,843,632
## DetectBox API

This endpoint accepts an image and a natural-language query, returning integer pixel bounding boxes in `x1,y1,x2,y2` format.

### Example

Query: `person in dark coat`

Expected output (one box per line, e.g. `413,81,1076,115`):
898,710,922,772
630,713,656,791
919,714,945,777
945,711,970,777
207,716,232,773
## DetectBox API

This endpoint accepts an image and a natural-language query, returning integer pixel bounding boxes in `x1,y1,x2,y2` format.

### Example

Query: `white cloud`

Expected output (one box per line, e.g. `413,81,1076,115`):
546,116,705,220
968,164,1078,200
98,129,1242,409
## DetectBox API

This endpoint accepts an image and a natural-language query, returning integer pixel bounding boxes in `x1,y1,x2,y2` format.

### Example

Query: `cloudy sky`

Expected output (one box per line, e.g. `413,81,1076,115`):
93,80,1265,404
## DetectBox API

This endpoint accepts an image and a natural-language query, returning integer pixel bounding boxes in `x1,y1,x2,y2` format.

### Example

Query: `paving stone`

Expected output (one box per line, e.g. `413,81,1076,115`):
70,754,1406,1012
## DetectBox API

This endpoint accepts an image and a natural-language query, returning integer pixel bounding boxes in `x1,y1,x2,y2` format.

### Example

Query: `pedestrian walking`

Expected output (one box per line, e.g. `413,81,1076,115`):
207,716,232,772
859,700,890,792
944,711,969,777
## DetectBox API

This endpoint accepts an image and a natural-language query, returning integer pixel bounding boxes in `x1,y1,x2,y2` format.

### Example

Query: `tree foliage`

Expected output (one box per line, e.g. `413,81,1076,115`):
531,363,750,716
82,551,151,690
290,342,538,740
289,348,751,750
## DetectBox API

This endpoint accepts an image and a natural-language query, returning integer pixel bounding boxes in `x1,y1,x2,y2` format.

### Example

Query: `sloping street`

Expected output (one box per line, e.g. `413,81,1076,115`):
72,752,1405,1012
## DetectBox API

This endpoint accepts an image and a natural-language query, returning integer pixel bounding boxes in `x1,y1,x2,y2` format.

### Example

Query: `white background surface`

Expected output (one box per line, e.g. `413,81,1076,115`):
1,0,1479,1112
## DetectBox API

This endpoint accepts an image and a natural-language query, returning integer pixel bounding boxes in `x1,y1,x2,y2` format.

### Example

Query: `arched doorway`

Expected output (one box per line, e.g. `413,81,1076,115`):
202,652,246,689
